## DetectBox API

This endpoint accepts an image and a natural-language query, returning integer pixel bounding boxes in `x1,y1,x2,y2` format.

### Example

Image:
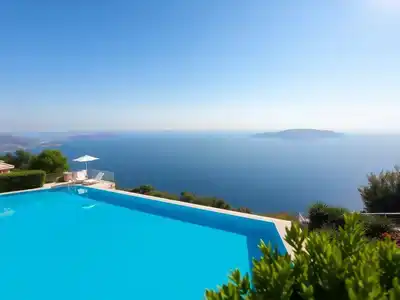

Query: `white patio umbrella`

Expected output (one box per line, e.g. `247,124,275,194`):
73,155,99,173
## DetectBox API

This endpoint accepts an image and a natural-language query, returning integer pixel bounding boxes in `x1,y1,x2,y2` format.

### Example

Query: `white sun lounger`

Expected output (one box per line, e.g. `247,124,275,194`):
83,172,104,185
73,170,87,183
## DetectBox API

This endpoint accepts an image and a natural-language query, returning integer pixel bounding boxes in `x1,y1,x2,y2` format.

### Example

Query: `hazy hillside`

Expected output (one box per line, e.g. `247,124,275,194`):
0,134,40,152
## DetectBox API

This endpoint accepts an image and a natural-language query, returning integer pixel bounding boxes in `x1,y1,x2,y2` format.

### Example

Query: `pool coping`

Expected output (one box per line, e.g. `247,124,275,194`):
0,185,294,256
87,186,294,256
0,186,52,196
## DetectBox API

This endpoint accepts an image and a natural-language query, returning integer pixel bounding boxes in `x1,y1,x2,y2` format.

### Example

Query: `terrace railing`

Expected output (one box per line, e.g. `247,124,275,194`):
298,212,309,224
298,211,400,229
88,169,115,183
360,212,400,227
45,172,64,183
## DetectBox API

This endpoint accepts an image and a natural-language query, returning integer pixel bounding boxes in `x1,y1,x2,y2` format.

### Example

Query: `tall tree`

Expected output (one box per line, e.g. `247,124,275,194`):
29,149,69,174
0,150,33,169
358,166,400,213
14,149,33,169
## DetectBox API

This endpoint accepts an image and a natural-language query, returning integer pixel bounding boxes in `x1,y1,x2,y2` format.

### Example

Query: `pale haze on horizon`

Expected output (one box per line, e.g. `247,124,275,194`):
1,0,399,133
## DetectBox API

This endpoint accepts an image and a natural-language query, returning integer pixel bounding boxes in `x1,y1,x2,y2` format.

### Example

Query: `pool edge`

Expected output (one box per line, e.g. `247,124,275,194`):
0,184,294,256
0,186,52,196
88,185,294,256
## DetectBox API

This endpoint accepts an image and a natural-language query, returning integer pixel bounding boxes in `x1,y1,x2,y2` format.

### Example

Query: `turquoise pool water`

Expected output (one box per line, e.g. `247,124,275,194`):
0,187,286,299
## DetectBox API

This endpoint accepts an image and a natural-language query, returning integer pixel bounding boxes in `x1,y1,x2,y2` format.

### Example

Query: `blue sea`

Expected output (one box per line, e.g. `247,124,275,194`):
47,132,400,214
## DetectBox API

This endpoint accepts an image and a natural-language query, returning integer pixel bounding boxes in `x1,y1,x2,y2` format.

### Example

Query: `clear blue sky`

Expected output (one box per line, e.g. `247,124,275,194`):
1,0,399,132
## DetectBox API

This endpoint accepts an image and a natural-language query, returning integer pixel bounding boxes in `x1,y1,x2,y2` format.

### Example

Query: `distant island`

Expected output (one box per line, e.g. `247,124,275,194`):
254,129,344,139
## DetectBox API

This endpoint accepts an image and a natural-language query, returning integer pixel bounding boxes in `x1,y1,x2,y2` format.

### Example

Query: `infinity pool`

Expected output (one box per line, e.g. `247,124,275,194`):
0,187,287,299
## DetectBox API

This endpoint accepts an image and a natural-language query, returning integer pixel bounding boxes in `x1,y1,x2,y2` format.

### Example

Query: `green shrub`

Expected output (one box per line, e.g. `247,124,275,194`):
180,191,197,203
140,184,155,194
180,192,231,209
127,187,234,210
307,203,395,239
130,184,155,194
126,185,287,216
0,170,46,193
205,214,400,300
236,207,252,214
148,190,180,201
263,212,298,222
359,166,400,214
195,196,231,210
29,149,69,174
361,215,396,239
308,202,349,231
308,202,329,230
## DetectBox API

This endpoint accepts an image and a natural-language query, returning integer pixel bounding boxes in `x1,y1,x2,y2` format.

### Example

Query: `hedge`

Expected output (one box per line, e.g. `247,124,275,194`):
0,170,46,193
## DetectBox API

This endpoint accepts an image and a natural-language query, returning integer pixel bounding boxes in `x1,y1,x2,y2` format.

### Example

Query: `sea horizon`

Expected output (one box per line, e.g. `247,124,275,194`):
7,129,400,136
24,132,400,215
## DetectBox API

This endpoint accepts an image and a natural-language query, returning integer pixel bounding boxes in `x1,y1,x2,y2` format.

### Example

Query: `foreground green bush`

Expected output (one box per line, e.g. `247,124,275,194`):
0,170,46,193
205,214,400,300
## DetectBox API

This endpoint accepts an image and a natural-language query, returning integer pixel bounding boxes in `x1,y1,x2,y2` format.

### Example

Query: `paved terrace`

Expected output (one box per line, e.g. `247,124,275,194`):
44,180,116,190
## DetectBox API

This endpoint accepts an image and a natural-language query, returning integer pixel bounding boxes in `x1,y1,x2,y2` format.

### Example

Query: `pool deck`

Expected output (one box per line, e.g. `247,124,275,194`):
44,180,116,190
0,182,293,256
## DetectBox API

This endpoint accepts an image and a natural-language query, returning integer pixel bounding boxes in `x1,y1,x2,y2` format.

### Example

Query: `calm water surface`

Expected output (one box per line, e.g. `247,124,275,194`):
0,188,255,299
50,133,400,213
